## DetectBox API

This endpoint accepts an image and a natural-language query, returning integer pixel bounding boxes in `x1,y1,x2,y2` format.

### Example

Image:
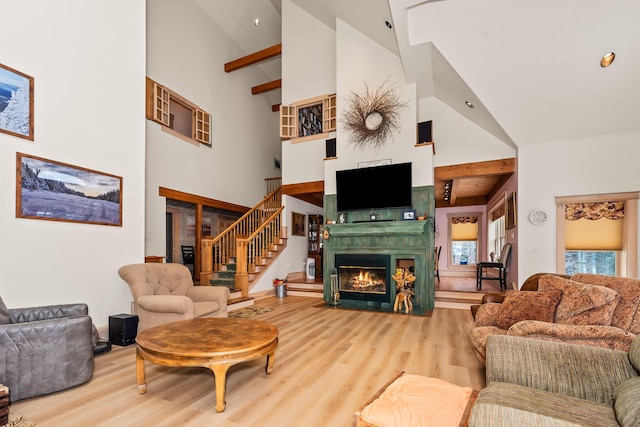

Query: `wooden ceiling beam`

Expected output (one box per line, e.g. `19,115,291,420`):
434,158,515,181
436,196,487,208
252,79,281,95
449,178,459,205
282,181,324,196
224,43,282,73
159,187,250,214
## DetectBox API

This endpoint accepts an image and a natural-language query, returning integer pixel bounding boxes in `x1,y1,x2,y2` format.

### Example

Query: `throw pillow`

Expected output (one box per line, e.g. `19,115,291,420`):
571,273,640,333
614,377,640,427
0,297,10,324
538,275,619,325
496,290,562,330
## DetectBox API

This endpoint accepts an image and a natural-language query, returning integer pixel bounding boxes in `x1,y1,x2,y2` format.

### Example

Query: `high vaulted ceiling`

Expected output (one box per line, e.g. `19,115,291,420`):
196,0,640,206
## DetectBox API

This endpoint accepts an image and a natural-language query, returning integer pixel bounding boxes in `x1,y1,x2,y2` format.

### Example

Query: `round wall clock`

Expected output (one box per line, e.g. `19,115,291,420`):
529,209,548,225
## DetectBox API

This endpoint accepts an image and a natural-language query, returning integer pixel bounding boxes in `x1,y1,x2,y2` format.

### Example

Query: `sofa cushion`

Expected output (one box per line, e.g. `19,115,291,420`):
614,377,640,427
571,274,640,333
496,290,562,330
470,382,618,427
629,334,640,374
538,275,619,325
0,297,10,325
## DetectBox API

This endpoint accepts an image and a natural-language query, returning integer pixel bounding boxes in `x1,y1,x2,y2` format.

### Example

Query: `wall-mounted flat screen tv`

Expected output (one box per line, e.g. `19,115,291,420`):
336,162,412,211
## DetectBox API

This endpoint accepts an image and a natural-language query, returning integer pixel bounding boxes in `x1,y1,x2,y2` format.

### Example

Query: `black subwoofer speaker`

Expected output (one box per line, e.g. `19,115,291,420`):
109,314,139,346
417,120,432,144
325,138,336,158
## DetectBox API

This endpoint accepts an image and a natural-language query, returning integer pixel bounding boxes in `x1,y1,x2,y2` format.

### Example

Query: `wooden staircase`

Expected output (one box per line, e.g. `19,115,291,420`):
200,179,287,310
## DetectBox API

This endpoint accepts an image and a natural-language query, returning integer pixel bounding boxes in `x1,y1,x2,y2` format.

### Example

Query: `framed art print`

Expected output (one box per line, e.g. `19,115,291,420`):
403,209,416,220
0,63,34,140
16,152,122,226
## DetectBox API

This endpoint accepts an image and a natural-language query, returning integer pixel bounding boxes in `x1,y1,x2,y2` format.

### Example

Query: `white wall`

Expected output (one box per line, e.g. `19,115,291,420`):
518,129,640,281
145,0,282,256
326,19,431,194
0,1,146,329
419,97,515,167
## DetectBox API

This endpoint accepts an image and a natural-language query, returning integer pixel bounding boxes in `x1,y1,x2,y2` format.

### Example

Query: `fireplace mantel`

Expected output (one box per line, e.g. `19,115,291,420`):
325,221,429,238
322,187,435,314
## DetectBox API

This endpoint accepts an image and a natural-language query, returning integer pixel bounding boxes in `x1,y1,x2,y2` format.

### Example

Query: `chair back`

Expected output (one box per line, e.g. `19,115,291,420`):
500,244,512,268
118,263,194,300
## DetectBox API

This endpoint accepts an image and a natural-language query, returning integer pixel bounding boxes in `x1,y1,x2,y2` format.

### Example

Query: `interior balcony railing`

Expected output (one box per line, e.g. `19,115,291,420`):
200,182,282,296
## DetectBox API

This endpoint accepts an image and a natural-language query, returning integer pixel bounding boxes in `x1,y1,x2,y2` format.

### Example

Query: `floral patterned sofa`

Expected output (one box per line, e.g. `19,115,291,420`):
470,273,640,365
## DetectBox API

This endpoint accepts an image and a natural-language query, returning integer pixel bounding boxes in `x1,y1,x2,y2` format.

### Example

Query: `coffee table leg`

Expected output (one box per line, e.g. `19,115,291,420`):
136,349,147,394
265,351,276,374
210,363,231,413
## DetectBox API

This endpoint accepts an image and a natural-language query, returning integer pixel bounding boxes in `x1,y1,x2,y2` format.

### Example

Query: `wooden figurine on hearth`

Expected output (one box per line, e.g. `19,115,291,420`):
392,269,416,313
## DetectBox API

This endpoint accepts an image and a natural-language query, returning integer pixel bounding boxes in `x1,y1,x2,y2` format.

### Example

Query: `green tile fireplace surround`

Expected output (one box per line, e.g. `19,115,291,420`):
323,186,435,314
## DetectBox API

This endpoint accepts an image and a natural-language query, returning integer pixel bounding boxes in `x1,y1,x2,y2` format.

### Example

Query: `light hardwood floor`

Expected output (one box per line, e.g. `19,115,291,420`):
12,296,485,427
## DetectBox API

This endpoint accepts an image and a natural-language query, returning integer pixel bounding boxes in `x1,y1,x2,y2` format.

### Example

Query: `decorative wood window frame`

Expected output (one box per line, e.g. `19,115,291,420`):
145,77,211,146
556,191,638,277
280,94,336,143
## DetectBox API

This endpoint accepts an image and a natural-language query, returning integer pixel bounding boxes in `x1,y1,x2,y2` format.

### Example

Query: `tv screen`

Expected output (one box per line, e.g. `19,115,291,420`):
336,162,412,211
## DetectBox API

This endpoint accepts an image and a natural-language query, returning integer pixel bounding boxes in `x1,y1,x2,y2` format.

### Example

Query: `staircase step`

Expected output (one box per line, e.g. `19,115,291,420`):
218,270,235,279
286,286,324,298
210,278,235,287
434,290,484,310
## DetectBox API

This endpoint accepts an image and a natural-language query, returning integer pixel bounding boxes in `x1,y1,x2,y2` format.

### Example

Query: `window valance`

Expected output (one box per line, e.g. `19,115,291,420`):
565,201,624,221
451,216,478,224
491,205,505,222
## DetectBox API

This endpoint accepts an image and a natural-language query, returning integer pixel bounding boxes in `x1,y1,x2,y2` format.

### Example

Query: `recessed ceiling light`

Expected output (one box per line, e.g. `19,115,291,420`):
254,18,260,27
600,52,615,67
465,101,474,108
385,20,392,29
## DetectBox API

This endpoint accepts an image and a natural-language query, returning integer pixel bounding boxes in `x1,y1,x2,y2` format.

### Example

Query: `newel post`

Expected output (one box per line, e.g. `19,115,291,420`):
235,237,249,297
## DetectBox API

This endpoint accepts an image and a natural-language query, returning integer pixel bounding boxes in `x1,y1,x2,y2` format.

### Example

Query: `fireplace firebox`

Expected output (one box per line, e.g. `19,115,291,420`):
335,254,391,303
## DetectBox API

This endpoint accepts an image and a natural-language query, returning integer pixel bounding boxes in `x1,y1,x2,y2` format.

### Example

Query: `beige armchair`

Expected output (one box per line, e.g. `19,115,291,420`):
118,263,230,332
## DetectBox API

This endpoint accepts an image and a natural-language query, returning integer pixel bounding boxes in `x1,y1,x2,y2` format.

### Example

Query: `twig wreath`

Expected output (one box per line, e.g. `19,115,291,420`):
342,79,407,149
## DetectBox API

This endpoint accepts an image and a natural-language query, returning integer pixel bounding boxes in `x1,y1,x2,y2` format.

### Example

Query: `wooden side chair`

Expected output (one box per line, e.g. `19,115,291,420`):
476,244,511,291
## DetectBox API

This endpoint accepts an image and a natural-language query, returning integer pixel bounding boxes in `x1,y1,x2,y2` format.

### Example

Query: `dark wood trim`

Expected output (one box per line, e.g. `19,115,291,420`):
224,44,282,73
282,181,324,195
252,79,281,95
272,103,281,112
436,196,487,208
434,158,515,181
158,187,250,214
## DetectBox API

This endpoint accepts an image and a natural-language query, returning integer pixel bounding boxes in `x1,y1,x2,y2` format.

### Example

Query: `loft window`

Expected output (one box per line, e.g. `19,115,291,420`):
146,77,211,146
279,94,336,143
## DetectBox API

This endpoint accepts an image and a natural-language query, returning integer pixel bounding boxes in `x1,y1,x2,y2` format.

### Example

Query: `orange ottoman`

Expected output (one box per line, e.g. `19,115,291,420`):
354,372,478,427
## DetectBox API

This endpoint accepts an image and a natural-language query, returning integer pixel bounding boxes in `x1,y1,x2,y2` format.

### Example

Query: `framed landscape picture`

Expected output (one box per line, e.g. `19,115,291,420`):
0,63,34,141
16,152,123,226
292,212,305,236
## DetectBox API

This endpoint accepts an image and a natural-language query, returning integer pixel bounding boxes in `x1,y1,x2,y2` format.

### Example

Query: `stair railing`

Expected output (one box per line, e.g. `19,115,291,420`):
235,206,284,297
200,186,282,286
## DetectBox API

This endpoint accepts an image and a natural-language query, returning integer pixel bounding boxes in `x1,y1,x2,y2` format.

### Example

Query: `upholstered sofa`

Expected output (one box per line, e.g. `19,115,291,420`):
118,263,230,332
469,273,640,365
0,297,95,401
469,334,640,426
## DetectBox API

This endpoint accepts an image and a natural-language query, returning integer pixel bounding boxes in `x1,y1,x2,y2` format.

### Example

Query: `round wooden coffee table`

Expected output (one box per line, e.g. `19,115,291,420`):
135,317,278,412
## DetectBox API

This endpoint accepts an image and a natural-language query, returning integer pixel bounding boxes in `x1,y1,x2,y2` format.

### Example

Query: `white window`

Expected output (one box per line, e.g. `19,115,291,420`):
556,192,638,277
488,201,506,261
449,214,480,266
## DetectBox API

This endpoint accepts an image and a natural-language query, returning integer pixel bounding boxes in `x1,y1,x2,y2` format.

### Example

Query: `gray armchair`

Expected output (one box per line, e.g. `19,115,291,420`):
0,297,94,401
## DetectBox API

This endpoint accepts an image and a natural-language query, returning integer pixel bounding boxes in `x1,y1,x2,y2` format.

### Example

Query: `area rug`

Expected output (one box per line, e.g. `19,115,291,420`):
228,306,274,318
6,409,36,427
